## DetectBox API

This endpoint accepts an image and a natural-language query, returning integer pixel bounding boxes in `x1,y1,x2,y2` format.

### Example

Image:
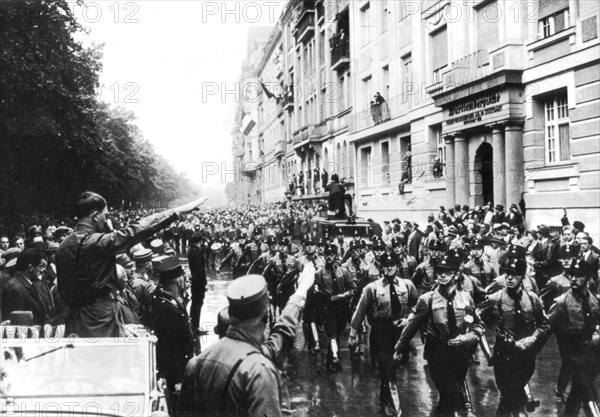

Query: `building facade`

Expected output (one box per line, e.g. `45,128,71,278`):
231,0,599,233
347,0,599,233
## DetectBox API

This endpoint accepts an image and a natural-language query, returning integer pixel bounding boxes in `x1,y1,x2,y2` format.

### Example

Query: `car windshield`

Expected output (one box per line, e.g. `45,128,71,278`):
1,342,148,397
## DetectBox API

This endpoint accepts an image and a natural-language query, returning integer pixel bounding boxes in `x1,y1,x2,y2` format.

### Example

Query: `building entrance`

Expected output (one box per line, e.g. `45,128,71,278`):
475,142,494,207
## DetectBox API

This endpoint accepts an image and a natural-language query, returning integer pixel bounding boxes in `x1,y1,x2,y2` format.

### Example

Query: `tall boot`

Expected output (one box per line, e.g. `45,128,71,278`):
330,338,341,372
524,384,540,412
583,401,600,417
310,322,320,352
461,380,476,417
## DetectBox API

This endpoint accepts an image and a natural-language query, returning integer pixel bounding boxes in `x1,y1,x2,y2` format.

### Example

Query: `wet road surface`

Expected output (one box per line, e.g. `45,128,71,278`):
192,268,597,417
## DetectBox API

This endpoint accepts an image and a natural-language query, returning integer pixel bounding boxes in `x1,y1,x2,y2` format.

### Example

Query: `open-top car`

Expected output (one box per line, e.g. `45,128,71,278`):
1,322,170,417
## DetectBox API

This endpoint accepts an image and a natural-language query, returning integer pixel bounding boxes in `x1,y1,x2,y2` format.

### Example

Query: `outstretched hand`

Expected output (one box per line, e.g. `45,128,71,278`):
175,197,208,216
296,262,316,293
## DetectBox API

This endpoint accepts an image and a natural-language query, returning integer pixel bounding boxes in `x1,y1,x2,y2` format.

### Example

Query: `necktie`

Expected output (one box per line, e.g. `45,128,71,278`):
511,292,526,336
389,280,402,320
446,292,458,337
579,293,593,337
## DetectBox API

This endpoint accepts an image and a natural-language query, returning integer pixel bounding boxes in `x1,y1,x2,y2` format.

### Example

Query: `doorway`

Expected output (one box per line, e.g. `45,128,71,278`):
474,142,494,206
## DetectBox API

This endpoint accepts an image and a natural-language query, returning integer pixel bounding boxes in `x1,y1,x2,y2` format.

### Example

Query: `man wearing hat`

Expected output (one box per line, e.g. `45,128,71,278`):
128,249,157,326
218,232,254,279
179,265,316,417
491,205,506,225
315,244,355,371
366,237,387,283
486,245,539,296
187,231,208,336
390,236,417,280
412,239,445,296
540,244,580,311
248,236,281,324
396,253,483,417
533,224,560,289
271,237,299,310
548,259,600,417
461,238,496,287
150,257,194,415
350,253,418,416
55,191,207,338
407,222,423,263
479,258,550,417
577,232,600,288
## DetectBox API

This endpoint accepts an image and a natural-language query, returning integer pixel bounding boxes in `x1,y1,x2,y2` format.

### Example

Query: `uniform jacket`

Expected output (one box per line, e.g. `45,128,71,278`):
150,288,194,382
179,293,306,417
351,276,418,330
56,211,177,308
461,257,496,287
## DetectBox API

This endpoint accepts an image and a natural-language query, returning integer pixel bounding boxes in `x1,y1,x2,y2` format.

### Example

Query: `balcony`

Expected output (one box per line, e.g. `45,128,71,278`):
349,95,411,133
293,124,323,146
274,140,286,158
282,87,294,112
294,9,315,44
442,49,490,93
330,34,350,72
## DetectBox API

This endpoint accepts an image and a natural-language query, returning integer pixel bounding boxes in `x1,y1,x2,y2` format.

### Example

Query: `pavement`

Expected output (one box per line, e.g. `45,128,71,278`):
190,266,597,417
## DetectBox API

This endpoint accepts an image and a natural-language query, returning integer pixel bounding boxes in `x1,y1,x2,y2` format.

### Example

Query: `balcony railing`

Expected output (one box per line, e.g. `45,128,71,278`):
349,95,411,133
330,34,350,72
443,49,490,92
293,124,323,145
294,10,315,43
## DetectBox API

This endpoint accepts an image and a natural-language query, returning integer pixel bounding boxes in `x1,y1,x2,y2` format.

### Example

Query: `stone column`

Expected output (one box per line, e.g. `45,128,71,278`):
444,135,456,208
454,134,470,206
505,123,524,208
492,124,506,208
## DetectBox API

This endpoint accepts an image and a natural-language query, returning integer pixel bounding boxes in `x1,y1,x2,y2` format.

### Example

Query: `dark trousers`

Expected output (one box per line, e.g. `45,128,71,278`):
426,341,472,416
493,345,536,413
563,342,600,416
370,322,401,407
190,274,206,331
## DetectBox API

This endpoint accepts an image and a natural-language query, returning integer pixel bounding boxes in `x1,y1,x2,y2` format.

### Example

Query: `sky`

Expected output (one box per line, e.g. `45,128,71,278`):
71,0,286,189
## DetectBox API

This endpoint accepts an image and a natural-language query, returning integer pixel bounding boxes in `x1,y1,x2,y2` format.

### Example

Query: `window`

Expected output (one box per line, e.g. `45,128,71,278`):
338,74,346,112
361,146,373,187
380,0,388,33
477,1,499,51
544,93,570,163
431,27,448,84
382,141,390,182
360,3,371,46
319,31,325,64
400,136,412,183
362,75,372,109
538,0,569,39
382,66,390,100
402,56,412,103
435,125,446,170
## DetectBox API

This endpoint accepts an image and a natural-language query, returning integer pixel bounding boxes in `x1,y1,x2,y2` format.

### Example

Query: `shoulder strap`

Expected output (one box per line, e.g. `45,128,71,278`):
219,350,262,417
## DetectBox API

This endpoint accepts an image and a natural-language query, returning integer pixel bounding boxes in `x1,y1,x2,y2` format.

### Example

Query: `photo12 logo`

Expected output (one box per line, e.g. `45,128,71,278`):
67,1,141,25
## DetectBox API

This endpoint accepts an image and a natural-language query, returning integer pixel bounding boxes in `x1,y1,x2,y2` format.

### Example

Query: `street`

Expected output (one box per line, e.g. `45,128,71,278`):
195,270,596,417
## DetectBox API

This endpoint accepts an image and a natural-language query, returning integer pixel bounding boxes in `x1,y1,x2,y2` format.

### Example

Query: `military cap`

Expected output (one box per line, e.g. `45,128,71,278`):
471,238,484,250
427,239,445,251
391,236,407,247
253,227,262,236
324,244,338,255
317,237,328,246
558,244,580,259
379,253,398,266
303,234,316,245
116,253,134,269
151,254,170,270
488,235,507,246
349,240,362,250
133,248,153,264
503,258,527,276
157,256,184,282
566,258,592,277
360,239,368,248
278,237,290,247
45,241,59,255
53,226,72,238
227,274,269,320
506,244,527,260
447,248,467,263
437,255,460,272
495,204,504,211
372,239,386,250
150,239,165,254
238,232,248,240
265,236,278,245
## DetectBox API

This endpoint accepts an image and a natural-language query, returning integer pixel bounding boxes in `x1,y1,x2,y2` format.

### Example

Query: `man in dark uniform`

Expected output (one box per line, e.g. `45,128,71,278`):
150,257,194,417
390,236,417,279
55,192,206,338
549,259,600,417
248,236,280,324
317,244,355,371
461,237,496,287
350,253,418,416
479,258,550,417
187,232,208,336
411,239,445,296
396,254,483,417
343,239,370,357
217,233,253,279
